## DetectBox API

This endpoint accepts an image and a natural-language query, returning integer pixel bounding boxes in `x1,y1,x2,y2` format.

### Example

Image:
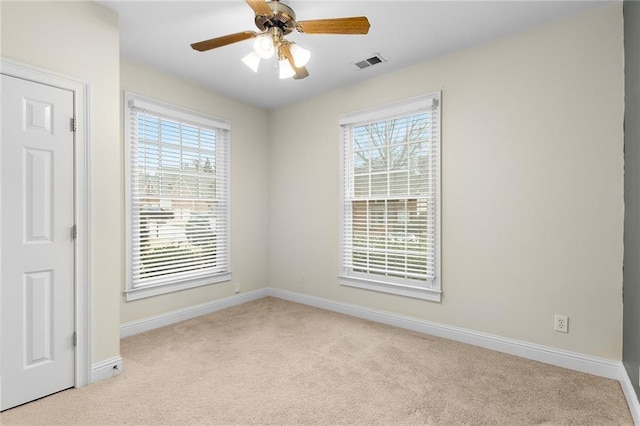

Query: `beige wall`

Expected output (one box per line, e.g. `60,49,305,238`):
1,1,121,363
119,59,270,323
268,4,625,359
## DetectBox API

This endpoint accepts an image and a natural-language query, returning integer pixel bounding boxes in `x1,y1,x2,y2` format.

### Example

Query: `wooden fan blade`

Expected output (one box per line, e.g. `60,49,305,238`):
280,44,310,80
246,0,272,16
191,31,256,52
296,16,370,35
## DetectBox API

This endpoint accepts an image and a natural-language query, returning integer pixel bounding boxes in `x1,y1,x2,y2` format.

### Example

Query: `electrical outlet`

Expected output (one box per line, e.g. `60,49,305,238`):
554,314,569,333
234,283,240,294
300,273,305,284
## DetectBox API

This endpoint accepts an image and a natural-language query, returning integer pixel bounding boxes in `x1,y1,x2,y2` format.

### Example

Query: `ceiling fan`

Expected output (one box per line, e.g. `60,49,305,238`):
190,0,371,80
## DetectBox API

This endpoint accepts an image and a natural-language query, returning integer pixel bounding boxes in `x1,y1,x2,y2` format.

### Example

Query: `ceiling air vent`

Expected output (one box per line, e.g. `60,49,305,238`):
355,54,386,70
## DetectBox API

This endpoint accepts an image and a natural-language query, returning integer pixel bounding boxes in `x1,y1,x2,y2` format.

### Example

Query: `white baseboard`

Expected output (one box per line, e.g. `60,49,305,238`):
120,288,269,338
115,286,637,418
267,288,621,380
619,363,640,425
117,286,620,379
91,356,123,384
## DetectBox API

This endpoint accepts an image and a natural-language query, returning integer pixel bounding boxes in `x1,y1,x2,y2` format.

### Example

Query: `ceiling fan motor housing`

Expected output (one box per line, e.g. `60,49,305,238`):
254,1,296,35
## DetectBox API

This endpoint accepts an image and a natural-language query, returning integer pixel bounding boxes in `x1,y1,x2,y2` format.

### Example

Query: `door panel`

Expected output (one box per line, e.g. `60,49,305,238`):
24,270,54,367
24,148,54,242
1,74,75,411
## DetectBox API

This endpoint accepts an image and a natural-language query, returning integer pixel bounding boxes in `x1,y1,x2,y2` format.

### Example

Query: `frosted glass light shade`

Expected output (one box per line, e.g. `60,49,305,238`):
290,44,311,68
253,35,275,59
241,51,261,72
279,58,296,79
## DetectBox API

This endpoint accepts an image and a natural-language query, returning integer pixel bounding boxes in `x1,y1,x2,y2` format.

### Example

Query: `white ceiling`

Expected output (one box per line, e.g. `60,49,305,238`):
100,0,610,110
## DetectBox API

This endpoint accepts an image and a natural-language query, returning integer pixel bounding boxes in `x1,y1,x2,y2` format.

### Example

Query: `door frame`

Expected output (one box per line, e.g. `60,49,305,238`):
0,58,92,402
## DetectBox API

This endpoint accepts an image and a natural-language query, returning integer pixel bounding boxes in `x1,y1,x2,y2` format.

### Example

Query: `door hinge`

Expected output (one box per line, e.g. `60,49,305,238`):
72,331,77,347
71,224,77,240
70,117,77,132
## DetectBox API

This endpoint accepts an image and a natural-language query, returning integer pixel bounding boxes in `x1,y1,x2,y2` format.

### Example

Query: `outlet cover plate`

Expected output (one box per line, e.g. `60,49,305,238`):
554,314,569,333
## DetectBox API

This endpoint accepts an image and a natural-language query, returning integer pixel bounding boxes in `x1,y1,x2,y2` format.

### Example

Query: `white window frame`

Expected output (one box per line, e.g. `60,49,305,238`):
124,92,231,301
339,92,442,302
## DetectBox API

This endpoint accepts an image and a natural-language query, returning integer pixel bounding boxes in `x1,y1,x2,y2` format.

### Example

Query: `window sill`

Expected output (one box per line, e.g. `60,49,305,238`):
339,275,441,302
125,272,232,301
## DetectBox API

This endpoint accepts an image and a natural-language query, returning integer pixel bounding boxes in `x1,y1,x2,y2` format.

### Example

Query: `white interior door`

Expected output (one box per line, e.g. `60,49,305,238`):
1,74,76,411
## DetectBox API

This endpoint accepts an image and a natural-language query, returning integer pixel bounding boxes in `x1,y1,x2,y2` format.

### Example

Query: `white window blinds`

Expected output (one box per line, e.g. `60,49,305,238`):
340,93,441,300
125,93,230,297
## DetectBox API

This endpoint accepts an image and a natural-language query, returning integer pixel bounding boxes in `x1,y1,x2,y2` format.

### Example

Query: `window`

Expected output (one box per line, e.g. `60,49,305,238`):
124,93,230,301
339,93,441,301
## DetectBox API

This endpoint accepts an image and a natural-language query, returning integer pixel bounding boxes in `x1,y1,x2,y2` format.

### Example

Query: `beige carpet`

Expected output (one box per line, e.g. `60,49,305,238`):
1,297,633,425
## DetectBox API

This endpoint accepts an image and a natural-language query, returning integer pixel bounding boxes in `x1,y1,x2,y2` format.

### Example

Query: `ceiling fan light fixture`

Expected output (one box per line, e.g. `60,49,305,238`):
241,51,261,72
190,1,371,81
253,34,275,59
279,58,296,79
289,43,311,67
